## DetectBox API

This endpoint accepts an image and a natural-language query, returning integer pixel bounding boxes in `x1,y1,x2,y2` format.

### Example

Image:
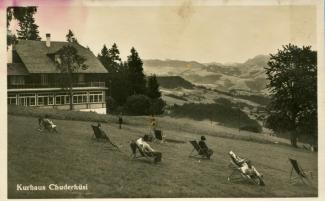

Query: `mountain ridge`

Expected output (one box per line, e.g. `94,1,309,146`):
143,55,270,93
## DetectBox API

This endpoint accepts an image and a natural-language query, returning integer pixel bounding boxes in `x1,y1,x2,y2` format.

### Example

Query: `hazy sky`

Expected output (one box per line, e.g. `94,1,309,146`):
10,2,317,63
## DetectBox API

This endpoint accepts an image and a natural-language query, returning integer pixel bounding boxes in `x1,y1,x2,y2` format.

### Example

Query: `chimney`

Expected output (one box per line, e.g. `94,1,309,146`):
46,33,51,47
7,44,13,64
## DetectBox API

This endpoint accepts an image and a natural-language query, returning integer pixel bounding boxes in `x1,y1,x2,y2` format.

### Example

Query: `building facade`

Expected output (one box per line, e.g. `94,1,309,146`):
7,34,108,114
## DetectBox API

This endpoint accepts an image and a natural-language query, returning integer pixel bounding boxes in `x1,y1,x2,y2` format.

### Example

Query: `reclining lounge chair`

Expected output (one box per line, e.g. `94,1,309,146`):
130,141,159,163
289,158,313,185
40,118,58,133
228,152,265,186
189,140,211,159
153,129,167,143
91,125,119,150
154,130,163,141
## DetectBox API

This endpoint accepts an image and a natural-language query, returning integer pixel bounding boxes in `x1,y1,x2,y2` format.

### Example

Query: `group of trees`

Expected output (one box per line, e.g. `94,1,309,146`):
97,44,165,115
7,6,41,45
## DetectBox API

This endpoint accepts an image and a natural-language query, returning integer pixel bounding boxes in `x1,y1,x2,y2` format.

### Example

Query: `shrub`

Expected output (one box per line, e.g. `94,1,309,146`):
106,96,118,113
125,94,151,115
240,125,262,133
149,98,166,115
8,105,116,123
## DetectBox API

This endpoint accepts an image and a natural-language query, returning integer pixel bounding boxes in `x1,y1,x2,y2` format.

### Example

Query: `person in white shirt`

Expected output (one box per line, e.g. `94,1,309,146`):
43,115,58,133
229,150,262,178
136,135,162,163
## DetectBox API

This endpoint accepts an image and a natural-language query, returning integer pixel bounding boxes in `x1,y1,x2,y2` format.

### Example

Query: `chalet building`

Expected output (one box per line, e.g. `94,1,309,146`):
7,34,108,114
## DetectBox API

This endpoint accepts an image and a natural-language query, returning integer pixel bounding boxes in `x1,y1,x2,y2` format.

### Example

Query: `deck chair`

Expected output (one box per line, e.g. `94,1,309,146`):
189,140,210,159
130,141,156,162
154,130,163,140
289,158,313,185
228,154,265,186
153,129,166,143
41,120,58,133
91,125,119,150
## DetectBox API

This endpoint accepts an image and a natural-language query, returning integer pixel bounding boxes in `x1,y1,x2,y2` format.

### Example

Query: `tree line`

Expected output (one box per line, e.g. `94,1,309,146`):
97,43,165,115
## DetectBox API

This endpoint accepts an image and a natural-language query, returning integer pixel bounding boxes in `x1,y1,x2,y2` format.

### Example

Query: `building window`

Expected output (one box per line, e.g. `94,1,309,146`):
18,93,36,106
65,96,70,104
73,96,77,104
83,95,87,103
30,98,36,106
55,96,65,105
49,96,54,105
41,74,48,86
38,93,54,106
38,97,44,105
54,93,70,105
10,76,25,85
73,92,87,104
8,94,17,105
55,96,60,105
89,91,103,103
8,98,16,105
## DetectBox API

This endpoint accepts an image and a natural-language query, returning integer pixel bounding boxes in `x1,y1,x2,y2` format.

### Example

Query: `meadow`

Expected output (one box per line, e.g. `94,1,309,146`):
8,113,317,198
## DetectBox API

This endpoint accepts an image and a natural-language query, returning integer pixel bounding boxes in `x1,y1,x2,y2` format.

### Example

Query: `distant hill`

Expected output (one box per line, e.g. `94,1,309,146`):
143,55,270,93
144,59,205,68
156,76,194,89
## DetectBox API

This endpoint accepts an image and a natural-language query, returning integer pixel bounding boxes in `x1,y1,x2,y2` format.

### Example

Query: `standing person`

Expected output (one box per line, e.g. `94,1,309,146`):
136,134,162,163
118,113,123,129
149,114,157,139
198,136,213,159
38,116,44,131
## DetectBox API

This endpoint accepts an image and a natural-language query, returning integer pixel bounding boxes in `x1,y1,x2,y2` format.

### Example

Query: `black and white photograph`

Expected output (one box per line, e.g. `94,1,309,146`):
3,0,324,199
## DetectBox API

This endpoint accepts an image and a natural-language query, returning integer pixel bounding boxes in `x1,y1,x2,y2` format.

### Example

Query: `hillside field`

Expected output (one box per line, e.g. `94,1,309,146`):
8,115,317,198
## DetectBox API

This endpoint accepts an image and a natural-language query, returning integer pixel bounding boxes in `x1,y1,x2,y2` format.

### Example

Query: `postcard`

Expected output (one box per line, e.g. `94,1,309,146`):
2,0,324,199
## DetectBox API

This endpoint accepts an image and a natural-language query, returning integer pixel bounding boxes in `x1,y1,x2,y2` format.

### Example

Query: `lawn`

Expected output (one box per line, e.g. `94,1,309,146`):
8,115,317,198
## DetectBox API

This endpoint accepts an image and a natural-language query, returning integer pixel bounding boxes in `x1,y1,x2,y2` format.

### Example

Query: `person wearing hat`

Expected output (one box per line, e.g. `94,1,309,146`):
198,136,213,159
136,134,162,163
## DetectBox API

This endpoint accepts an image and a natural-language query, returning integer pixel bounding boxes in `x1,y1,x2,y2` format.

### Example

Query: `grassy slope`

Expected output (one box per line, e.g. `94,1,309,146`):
8,115,317,198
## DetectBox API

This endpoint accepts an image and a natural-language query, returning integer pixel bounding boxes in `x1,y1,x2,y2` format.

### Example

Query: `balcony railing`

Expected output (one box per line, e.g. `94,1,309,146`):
8,81,106,89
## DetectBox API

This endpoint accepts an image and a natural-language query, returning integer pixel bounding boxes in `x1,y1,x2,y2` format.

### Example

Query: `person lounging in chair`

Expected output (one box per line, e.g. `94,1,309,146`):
198,136,213,159
229,150,263,180
136,134,162,163
97,123,108,137
43,115,58,133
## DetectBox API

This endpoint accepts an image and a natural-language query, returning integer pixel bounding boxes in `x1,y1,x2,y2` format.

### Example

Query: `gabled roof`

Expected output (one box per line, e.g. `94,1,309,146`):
14,40,107,74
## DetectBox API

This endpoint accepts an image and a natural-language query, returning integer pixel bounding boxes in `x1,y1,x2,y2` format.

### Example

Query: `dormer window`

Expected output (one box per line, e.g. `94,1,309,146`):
54,54,61,65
